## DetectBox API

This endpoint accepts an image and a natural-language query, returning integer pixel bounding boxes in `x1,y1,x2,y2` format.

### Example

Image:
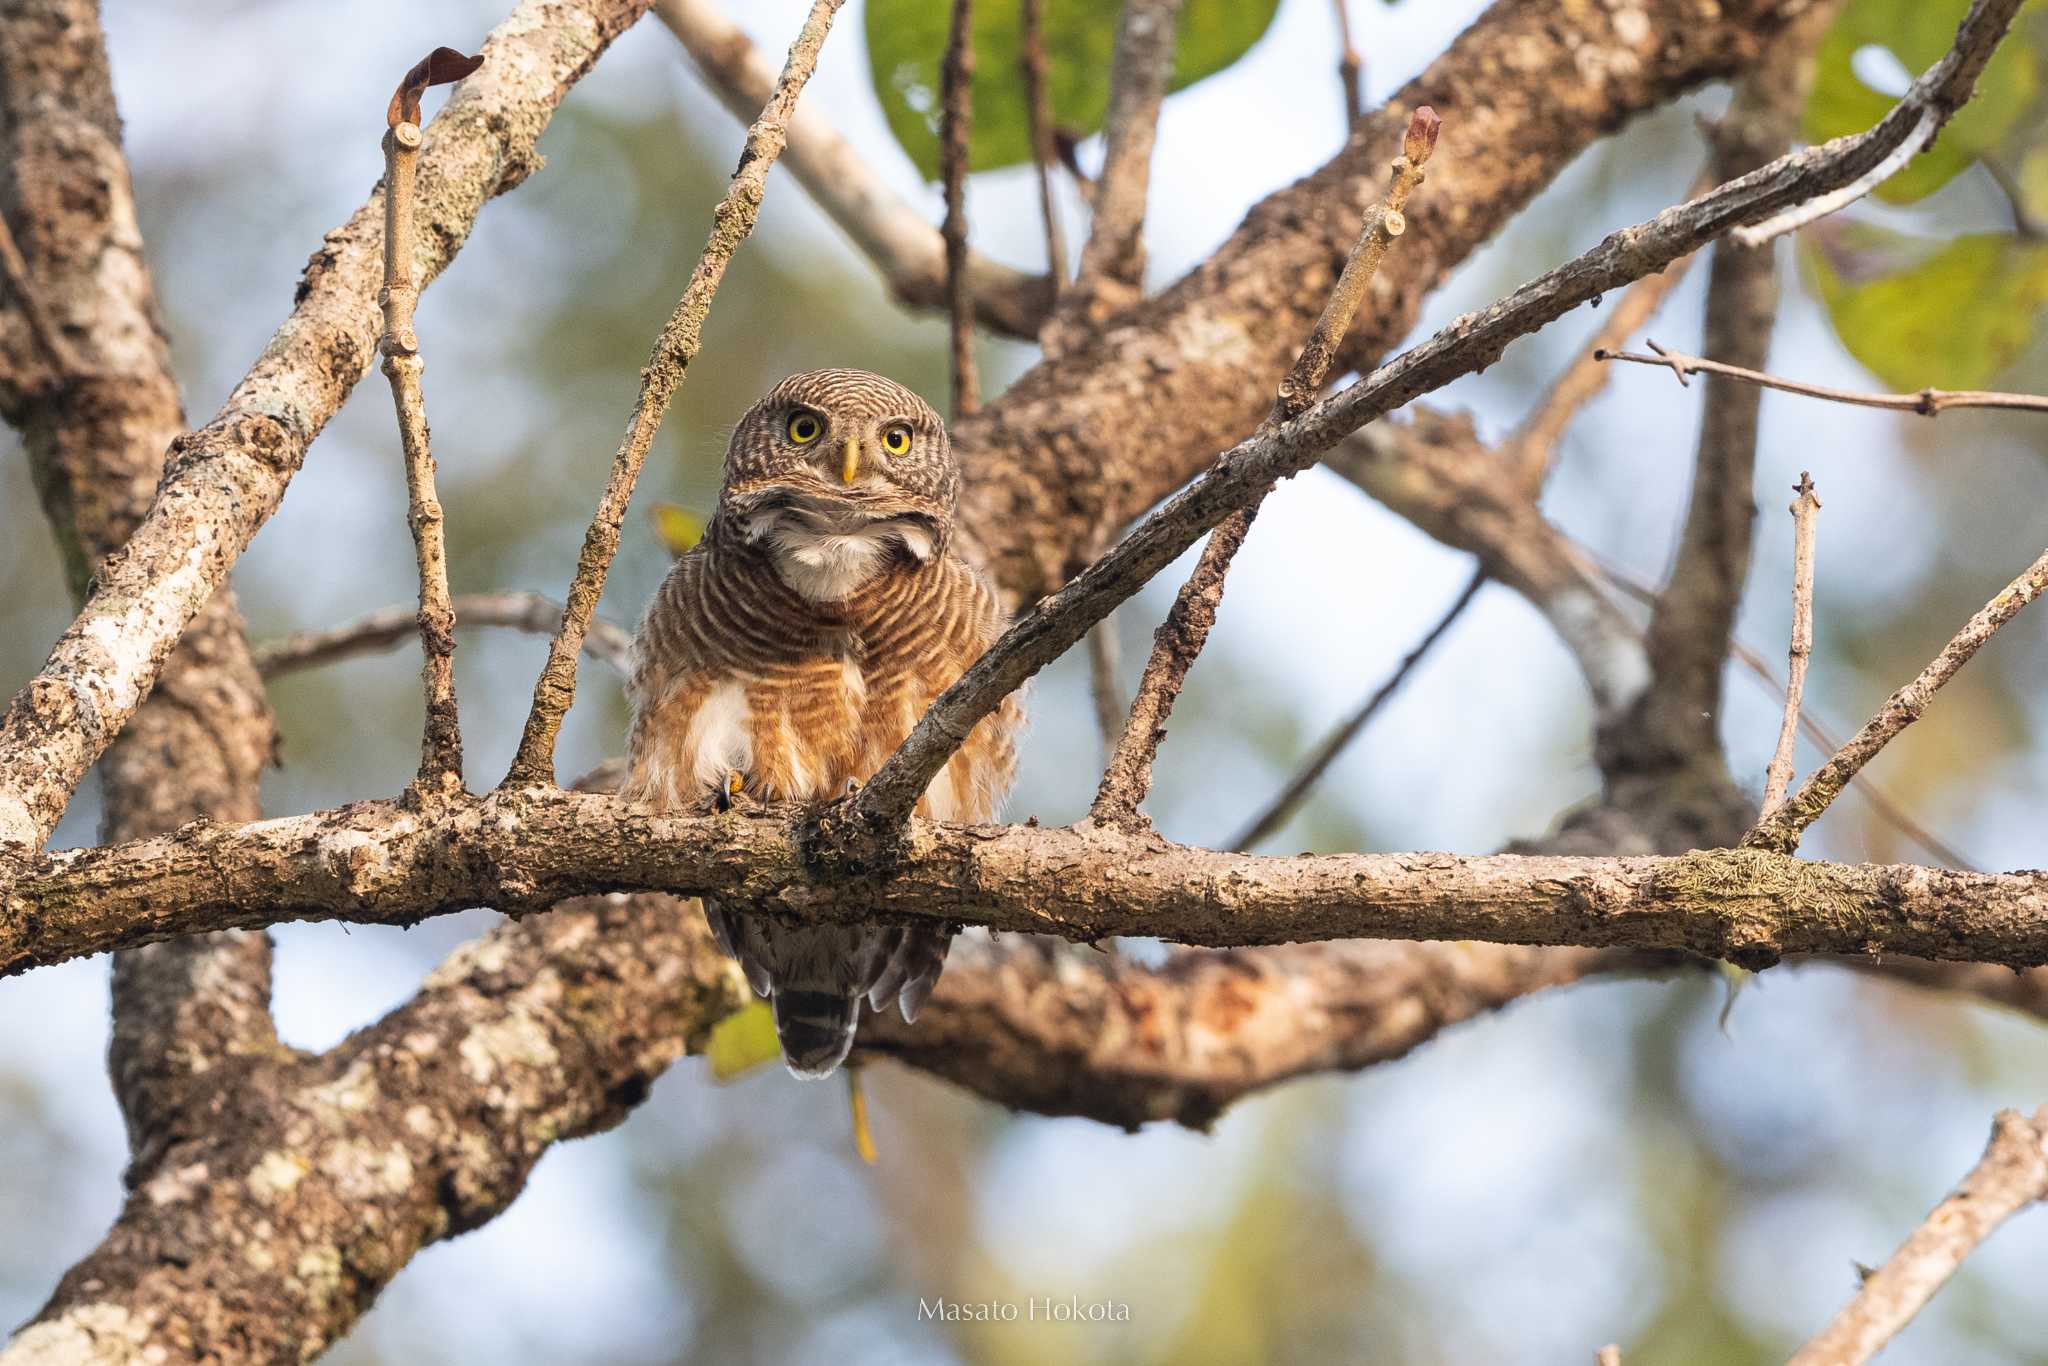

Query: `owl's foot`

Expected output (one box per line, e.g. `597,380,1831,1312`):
707,769,758,815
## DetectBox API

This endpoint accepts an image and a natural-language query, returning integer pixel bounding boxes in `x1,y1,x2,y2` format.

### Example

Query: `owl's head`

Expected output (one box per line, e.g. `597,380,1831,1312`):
717,369,958,601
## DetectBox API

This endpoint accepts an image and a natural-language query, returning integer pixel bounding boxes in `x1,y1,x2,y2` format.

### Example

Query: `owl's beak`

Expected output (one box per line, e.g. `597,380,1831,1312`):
840,437,861,486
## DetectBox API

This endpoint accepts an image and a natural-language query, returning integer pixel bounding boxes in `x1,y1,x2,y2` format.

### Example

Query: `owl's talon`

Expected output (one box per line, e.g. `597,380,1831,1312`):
710,769,753,814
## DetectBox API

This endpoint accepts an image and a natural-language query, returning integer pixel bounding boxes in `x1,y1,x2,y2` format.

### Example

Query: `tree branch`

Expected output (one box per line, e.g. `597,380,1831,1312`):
1230,566,1483,851
380,50,483,796
1044,0,1183,348
651,0,1052,339
1745,542,2048,854
1599,339,2048,417
956,0,1824,603
1019,0,1067,286
1621,8,1831,774
10,787,2048,978
939,0,978,417
0,0,287,1173
252,592,633,680
849,0,2027,834
502,0,844,786
1787,1106,2048,1366
1759,472,1820,817
1090,107,1440,828
0,0,656,854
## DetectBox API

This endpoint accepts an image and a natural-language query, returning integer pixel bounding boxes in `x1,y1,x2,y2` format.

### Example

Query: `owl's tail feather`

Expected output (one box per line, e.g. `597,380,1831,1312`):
772,989,860,1079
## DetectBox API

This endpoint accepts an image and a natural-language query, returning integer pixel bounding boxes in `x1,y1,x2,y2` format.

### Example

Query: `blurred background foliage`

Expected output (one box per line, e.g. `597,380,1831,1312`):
1,0,2047,1361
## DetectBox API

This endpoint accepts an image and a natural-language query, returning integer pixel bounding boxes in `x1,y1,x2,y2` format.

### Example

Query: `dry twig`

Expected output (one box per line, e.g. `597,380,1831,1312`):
1089,107,1442,827
1086,618,1125,760
380,48,483,795
1231,566,1482,850
254,592,633,680
940,0,978,417
1758,473,1820,816
1732,108,1939,247
1746,541,2048,853
503,0,843,787
1019,0,1067,285
1592,550,1978,870
1332,0,1363,127
652,0,1049,338
1787,1106,2048,1366
1599,339,2048,417
1048,0,1184,343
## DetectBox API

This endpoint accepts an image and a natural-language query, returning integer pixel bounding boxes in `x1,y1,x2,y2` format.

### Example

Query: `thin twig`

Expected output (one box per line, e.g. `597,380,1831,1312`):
0,208,80,377
1591,549,1979,870
1089,108,1442,827
1758,473,1820,817
1733,109,1938,248
652,0,1050,339
1048,0,1185,345
1331,0,1363,127
1086,617,1125,761
1599,339,2048,416
1499,170,1713,491
1787,1106,2048,1366
380,48,482,796
1745,542,2048,854
1231,565,1482,851
940,0,978,418
845,0,2026,834
502,0,844,788
1019,0,1067,286
253,592,634,680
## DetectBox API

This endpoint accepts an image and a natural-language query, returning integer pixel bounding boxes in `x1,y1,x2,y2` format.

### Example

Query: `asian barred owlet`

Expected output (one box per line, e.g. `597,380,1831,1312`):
624,368,1022,1078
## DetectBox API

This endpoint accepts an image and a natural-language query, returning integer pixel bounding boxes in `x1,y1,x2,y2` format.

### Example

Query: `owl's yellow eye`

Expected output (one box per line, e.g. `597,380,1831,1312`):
786,411,823,444
881,424,912,456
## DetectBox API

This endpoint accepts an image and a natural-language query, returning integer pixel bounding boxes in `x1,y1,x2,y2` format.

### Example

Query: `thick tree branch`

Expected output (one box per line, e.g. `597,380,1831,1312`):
503,0,844,786
652,0,1052,338
1787,1106,2048,1366
0,0,655,854
0,0,286,1174
9,787,2048,978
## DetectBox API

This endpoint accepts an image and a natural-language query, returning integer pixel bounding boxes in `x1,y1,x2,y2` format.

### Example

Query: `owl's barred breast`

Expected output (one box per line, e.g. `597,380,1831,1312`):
624,518,1019,823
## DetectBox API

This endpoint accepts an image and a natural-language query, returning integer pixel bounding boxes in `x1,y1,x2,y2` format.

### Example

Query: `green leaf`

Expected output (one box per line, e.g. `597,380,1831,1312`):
1804,225,2048,389
705,1001,780,1080
1804,0,2041,204
866,0,1281,179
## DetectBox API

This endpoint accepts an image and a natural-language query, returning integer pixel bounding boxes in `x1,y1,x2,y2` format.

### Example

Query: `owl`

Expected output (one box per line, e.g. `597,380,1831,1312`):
625,369,1023,1078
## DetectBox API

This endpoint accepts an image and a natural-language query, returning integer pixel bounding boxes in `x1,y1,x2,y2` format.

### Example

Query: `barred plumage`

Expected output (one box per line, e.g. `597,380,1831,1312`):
625,369,1022,1078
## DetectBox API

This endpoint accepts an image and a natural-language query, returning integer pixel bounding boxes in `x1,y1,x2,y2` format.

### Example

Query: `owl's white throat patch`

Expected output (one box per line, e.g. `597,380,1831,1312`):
743,503,935,602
